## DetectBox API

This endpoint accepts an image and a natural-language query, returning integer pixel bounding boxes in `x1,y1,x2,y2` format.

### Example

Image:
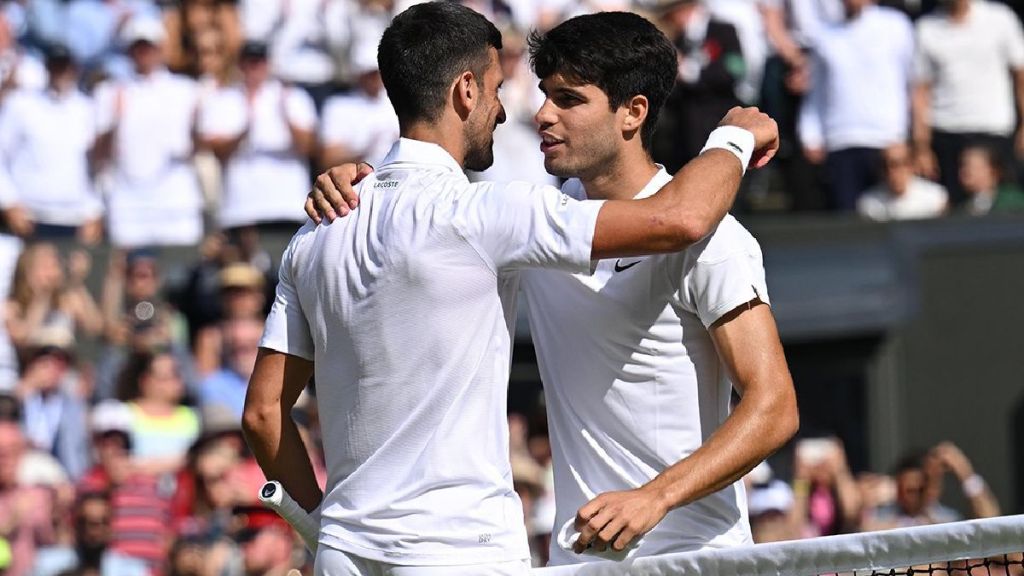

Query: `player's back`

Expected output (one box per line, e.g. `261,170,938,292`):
264,138,602,565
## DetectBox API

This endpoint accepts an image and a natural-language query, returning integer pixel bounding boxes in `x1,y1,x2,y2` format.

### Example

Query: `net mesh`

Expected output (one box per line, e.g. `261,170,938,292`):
534,515,1024,576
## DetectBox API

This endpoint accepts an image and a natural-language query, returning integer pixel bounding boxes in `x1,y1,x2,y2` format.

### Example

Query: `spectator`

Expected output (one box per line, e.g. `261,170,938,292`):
863,451,940,529
116,351,199,476
652,0,746,173
921,442,1000,519
164,0,242,76
188,261,267,378
857,143,948,221
31,491,114,576
14,331,91,481
0,12,47,101
791,437,862,536
799,0,914,210
319,42,398,170
64,0,160,77
0,420,58,576
0,44,104,244
93,15,204,249
231,505,298,576
197,314,263,419
959,145,1024,215
78,399,174,576
6,244,103,354
911,0,1024,206
198,41,317,233
747,478,803,543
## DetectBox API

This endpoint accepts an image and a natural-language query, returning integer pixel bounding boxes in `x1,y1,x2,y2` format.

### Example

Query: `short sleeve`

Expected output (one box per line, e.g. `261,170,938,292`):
681,220,770,328
284,87,317,131
913,24,934,83
198,89,247,138
260,234,315,360
1001,6,1024,68
455,181,604,274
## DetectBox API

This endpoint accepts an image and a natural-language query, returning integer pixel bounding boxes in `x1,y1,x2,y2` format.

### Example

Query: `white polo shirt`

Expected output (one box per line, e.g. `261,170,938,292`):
260,138,604,565
915,0,1024,136
0,88,102,226
94,69,203,247
520,169,762,565
799,6,915,151
320,90,398,168
199,79,318,229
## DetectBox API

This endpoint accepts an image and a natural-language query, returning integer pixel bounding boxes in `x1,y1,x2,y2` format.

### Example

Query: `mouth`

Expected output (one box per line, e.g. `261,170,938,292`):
539,133,565,155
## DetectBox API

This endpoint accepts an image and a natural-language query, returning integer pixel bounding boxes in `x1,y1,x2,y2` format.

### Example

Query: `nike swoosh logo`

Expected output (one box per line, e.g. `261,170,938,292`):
727,141,743,154
614,259,641,272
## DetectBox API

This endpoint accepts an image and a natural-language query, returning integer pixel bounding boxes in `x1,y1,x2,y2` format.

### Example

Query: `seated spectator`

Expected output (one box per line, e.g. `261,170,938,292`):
231,505,299,575
198,41,317,233
0,420,57,576
747,478,802,543
198,315,263,420
319,42,398,170
31,491,113,576
188,260,267,378
922,442,1000,520
14,329,90,481
6,244,103,354
959,145,1024,215
0,44,104,245
857,143,948,221
116,351,199,476
792,436,861,536
78,399,175,576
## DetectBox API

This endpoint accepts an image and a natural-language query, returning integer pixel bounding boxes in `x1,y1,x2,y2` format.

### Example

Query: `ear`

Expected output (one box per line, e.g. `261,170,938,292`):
620,94,650,136
451,70,480,121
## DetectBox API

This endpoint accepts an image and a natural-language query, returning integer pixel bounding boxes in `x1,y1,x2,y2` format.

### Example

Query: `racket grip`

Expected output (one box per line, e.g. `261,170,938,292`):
258,481,321,552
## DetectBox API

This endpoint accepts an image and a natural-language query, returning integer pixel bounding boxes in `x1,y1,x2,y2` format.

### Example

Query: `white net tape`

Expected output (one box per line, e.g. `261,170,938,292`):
535,515,1024,576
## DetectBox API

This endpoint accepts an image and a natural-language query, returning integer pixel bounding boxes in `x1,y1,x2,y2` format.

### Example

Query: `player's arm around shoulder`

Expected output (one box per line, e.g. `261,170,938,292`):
590,107,779,260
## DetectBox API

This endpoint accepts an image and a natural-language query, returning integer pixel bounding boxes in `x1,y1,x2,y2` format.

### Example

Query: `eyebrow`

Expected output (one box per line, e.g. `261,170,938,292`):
538,83,585,99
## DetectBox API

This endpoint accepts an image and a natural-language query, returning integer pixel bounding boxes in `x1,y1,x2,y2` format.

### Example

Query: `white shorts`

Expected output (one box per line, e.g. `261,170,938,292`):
314,546,532,576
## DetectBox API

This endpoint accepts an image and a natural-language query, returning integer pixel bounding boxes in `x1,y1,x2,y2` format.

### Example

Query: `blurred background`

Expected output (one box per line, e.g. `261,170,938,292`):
0,0,1020,573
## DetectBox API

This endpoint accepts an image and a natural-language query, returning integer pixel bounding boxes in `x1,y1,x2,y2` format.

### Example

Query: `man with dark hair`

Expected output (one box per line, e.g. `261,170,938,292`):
246,2,780,574
310,9,796,566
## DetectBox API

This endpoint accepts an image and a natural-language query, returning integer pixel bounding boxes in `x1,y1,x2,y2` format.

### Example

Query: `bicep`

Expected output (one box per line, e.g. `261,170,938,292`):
708,300,790,397
245,348,314,412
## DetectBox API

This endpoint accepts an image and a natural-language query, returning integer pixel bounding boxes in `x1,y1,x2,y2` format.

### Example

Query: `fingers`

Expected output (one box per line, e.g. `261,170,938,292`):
573,505,614,553
355,161,375,182
304,197,321,224
592,515,628,552
328,166,361,210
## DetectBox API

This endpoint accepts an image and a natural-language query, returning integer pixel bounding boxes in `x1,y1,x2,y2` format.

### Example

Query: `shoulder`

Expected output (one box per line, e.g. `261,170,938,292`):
693,215,762,265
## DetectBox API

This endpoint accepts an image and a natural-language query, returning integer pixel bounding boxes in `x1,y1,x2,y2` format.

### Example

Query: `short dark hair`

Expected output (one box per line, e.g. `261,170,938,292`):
378,1,502,126
528,12,677,150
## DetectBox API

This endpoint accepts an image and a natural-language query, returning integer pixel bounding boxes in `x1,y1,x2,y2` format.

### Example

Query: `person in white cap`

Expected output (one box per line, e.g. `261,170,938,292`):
318,41,398,170
93,15,204,248
198,40,317,232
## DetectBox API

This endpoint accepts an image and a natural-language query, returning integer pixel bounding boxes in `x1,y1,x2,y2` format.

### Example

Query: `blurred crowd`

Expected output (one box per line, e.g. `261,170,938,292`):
0,0,1020,573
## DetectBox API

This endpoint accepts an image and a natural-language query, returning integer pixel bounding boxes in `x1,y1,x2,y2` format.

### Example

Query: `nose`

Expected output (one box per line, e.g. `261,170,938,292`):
496,101,507,126
534,98,556,131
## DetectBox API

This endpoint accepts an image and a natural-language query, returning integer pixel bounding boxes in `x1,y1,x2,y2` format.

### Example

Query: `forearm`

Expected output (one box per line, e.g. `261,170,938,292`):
642,384,796,511
288,126,315,157
912,84,932,150
242,402,322,512
207,133,248,163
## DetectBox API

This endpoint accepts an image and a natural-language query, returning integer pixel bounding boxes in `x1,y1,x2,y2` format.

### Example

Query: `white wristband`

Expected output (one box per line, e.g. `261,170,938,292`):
962,474,985,498
700,126,756,176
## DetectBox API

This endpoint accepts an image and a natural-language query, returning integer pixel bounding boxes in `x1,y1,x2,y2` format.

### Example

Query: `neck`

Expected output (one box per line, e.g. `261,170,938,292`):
402,122,467,168
579,147,659,201
949,0,970,20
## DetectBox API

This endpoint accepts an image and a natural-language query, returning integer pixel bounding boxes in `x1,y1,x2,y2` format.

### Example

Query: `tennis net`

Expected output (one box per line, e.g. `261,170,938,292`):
535,515,1024,576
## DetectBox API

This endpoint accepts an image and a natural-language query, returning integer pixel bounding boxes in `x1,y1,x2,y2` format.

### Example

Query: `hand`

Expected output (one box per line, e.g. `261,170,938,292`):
77,218,103,245
803,146,826,165
573,487,669,553
931,442,973,480
719,106,779,169
4,205,34,237
305,162,374,224
914,146,938,180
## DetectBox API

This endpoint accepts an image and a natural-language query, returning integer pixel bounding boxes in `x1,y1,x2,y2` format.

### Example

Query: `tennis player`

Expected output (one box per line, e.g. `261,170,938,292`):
244,3,779,575
307,10,797,567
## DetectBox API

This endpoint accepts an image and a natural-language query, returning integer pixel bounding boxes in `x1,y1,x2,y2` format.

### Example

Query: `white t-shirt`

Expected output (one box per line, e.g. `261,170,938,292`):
260,138,604,566
320,90,398,168
199,80,317,229
856,176,948,221
520,169,761,565
94,70,203,247
915,0,1024,135
0,88,102,226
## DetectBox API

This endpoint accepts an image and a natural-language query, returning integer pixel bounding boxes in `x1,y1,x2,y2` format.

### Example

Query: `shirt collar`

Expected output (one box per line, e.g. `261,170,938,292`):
633,166,672,201
380,137,466,177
